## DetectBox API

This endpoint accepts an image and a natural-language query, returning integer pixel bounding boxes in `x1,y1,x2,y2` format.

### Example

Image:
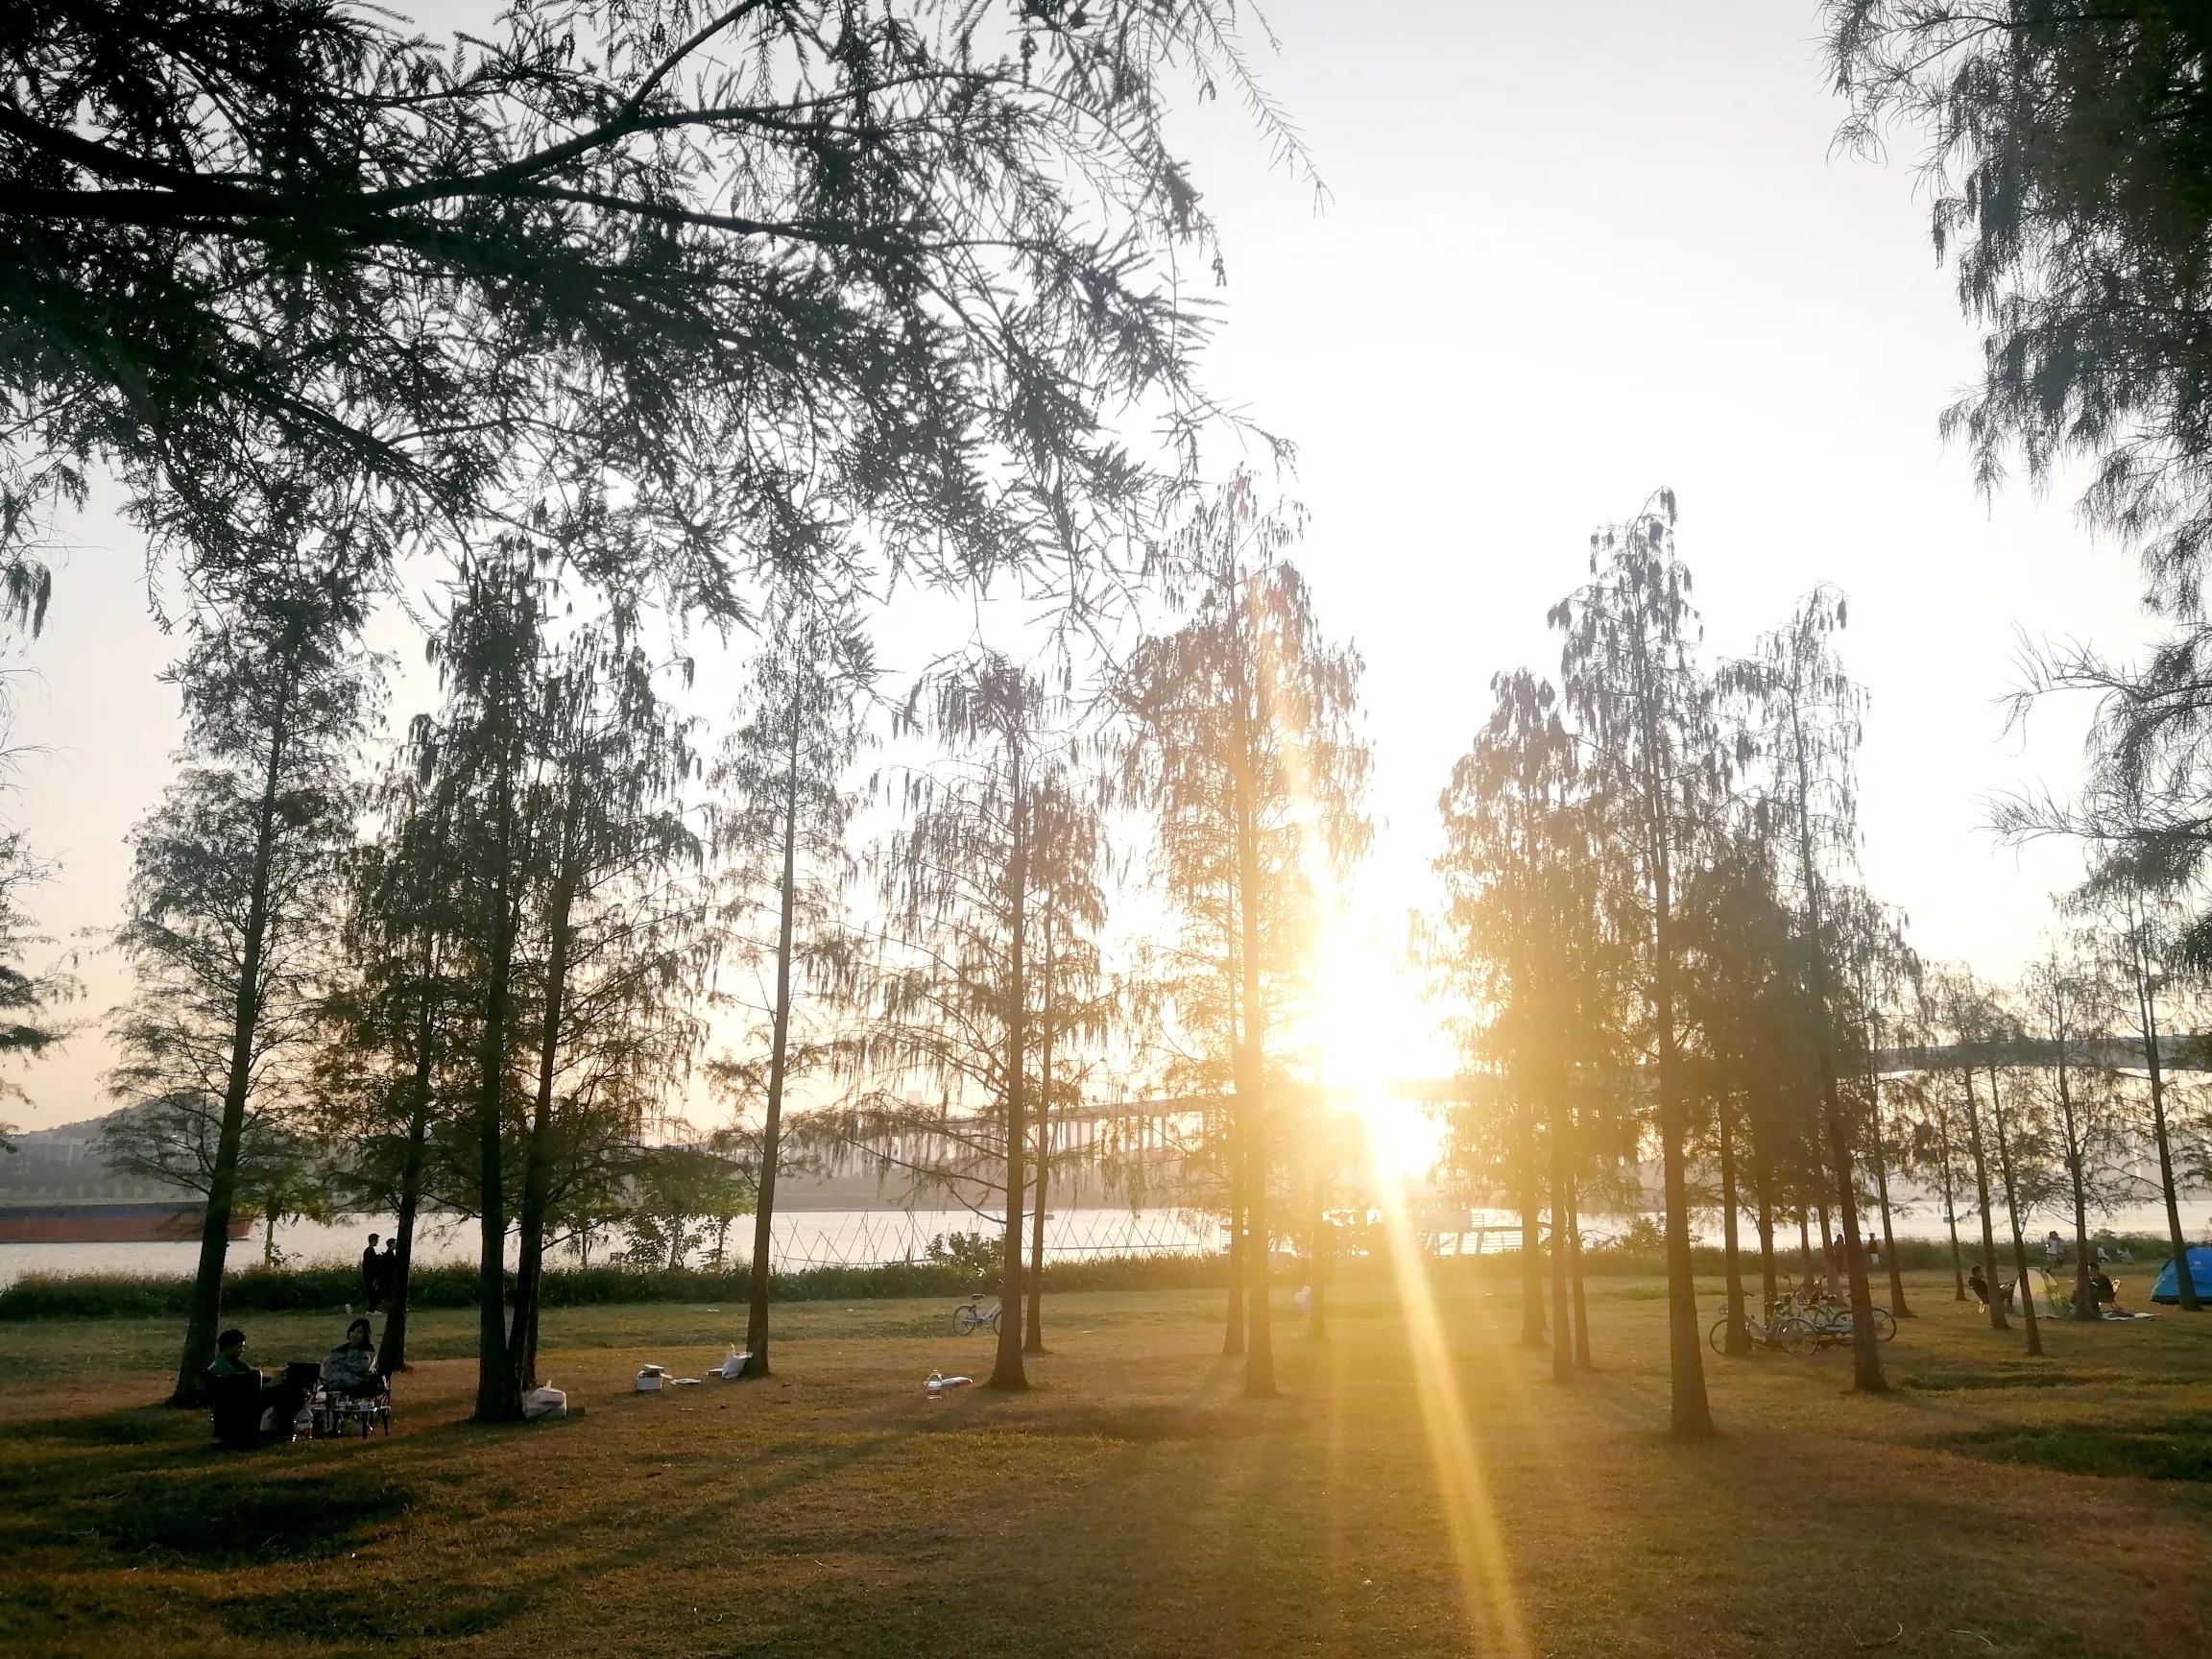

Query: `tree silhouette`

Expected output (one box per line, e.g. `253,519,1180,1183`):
1932,966,2014,1332
427,552,546,1422
1118,479,1369,1399
109,553,373,1405
1022,774,1112,1356
2020,935,2128,1322
1828,884,1921,1321
2077,863,2203,1312
1434,669,1607,1379
1551,489,1718,1437
1677,825,1805,1353
317,733,467,1374
2,1,1306,614
0,830,74,1126
504,613,709,1400
1720,588,1887,1393
709,581,872,1379
1828,3,2212,607
836,653,1075,1391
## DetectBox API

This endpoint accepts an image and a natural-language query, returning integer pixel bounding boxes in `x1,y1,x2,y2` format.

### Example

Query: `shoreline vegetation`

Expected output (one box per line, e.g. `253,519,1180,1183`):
4,1232,2185,1321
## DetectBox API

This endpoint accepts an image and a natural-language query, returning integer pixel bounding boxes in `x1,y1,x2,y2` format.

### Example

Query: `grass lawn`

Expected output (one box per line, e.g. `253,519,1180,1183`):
3,1267,2209,1658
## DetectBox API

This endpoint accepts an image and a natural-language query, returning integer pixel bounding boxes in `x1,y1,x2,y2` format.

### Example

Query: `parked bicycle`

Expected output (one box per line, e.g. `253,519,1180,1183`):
952,1288,1002,1335
1709,1304,1815,1356
1798,1300,1898,1347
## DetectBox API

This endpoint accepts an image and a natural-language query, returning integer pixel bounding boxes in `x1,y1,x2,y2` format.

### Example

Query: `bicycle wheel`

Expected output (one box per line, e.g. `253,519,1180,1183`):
953,1306,978,1335
1866,1306,1897,1343
987,1307,1002,1333
1773,1316,1815,1356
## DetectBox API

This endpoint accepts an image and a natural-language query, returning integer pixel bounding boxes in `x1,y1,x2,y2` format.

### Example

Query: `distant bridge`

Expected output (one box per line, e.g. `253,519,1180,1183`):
1056,1032,2212,1126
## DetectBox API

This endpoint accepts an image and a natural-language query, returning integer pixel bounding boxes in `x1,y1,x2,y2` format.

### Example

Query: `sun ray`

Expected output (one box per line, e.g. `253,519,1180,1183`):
1364,1109,1536,1659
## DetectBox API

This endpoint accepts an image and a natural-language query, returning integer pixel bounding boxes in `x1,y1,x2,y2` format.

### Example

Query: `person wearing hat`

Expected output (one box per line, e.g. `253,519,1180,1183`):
204,1328,307,1447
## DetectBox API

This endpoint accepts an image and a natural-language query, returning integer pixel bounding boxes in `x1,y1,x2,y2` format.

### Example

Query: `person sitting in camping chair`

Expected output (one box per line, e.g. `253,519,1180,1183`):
2088,1267,2121,1314
317,1318,392,1435
1967,1264,1989,1308
205,1328,309,1448
322,1318,380,1398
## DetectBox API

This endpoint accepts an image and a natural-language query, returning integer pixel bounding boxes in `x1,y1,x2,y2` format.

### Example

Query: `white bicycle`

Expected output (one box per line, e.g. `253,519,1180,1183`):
952,1288,1002,1335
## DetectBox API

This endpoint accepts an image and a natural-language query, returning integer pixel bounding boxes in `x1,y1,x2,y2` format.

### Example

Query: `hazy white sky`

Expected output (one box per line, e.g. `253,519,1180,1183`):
1,0,2157,1130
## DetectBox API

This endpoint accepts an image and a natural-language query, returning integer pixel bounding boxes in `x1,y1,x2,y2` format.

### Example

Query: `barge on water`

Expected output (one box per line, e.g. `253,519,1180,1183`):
0,1202,254,1244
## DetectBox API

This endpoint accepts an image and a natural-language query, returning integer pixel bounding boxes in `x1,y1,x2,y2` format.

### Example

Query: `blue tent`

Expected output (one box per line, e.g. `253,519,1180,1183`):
2149,1246,2212,1305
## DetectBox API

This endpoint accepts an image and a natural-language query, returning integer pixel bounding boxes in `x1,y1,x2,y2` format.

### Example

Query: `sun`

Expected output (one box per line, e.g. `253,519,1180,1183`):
1312,950,1451,1191
1358,1087,1446,1188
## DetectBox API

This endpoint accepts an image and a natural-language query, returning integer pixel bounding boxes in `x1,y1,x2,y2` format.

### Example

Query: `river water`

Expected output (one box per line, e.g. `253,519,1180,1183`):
0,1207,1224,1287
3,1198,2205,1289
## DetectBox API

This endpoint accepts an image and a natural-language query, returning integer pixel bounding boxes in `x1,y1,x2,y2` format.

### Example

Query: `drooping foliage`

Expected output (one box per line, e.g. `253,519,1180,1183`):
0,0,1305,615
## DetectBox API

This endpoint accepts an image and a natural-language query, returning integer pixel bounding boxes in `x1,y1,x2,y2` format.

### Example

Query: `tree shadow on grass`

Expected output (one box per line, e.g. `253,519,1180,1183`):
1897,1358,2203,1393
891,1399,1278,1445
1946,1418,2212,1484
218,1580,532,1644
8,1405,175,1447
72,1466,415,1566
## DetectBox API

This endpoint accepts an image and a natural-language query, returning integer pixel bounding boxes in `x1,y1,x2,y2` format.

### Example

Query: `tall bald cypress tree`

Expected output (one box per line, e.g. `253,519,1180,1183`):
1551,490,1719,1438
710,584,872,1379
114,552,374,1406
1118,478,1370,1400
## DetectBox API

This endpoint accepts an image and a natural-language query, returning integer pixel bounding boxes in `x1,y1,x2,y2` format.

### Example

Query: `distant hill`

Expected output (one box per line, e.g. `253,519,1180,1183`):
12,1114,116,1143
1,1110,183,1204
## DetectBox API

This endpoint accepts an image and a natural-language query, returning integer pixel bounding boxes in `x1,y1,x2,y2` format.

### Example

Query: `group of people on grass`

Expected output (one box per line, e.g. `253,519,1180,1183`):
205,1227,405,1445
205,1315,387,1447
359,1232,400,1311
1966,1261,2123,1317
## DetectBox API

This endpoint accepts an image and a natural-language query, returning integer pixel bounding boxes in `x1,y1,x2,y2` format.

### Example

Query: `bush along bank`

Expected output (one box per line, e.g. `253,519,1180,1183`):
2,1230,2180,1320
0,1251,1235,1320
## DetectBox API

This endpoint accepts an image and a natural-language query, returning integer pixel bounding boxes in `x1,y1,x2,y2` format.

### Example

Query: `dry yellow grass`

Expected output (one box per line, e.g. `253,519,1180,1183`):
2,1269,2208,1658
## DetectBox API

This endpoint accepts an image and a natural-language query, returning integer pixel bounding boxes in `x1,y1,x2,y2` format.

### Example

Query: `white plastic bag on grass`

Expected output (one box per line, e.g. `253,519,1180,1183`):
522,1381,566,1419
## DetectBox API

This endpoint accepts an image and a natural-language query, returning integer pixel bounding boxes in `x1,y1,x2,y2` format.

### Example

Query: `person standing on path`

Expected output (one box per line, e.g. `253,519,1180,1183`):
361,1234,386,1311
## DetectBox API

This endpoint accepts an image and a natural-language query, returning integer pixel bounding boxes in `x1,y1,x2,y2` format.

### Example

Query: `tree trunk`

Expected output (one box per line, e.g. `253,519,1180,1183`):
1024,916,1053,1357
1306,1090,1328,1342
1791,718,1885,1390
1751,1122,1777,1313
262,1208,277,1267
2053,1035,2099,1324
1961,1070,2008,1331
509,853,576,1399
1818,1097,1886,1390
1550,1100,1574,1382
1025,1120,1049,1354
1221,1153,1246,1358
1936,1114,1966,1301
1719,1103,1749,1355
472,762,523,1424
1816,1193,1836,1291
1797,1211,1814,1285
1652,838,1712,1435
1568,1177,1592,1370
168,689,291,1407
742,719,805,1379
1231,626,1274,1401
2130,920,2201,1311
987,746,1030,1391
1867,1087,1910,1318
1518,1103,1546,1346
378,967,438,1374
1986,1065,2043,1357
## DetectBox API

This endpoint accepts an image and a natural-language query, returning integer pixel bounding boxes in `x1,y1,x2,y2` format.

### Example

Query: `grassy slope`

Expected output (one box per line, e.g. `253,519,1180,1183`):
1,1270,2208,1659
